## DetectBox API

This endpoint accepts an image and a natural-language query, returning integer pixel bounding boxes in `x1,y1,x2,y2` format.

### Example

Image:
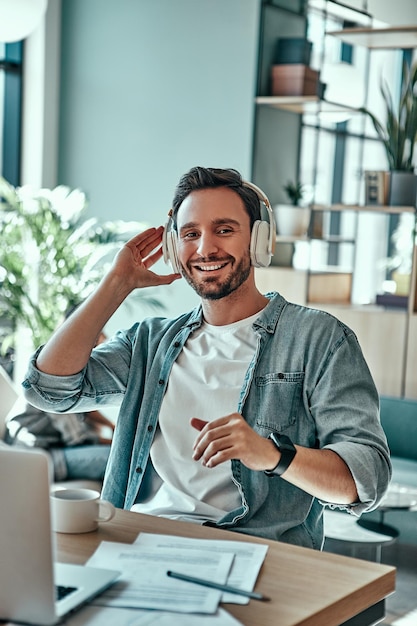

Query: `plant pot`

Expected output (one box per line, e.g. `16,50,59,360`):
388,171,417,207
273,204,311,237
392,271,411,296
271,64,321,97
274,38,312,66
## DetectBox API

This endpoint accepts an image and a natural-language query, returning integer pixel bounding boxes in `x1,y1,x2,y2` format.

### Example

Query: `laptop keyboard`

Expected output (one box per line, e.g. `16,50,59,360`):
56,584,77,601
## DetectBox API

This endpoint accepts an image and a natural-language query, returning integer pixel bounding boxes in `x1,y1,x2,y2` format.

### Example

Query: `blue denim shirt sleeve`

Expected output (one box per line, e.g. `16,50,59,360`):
251,299,391,516
22,325,137,412
307,328,391,514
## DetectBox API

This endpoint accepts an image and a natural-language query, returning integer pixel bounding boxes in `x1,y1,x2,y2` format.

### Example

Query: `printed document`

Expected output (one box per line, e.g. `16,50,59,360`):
134,533,268,604
87,541,234,614
65,605,244,626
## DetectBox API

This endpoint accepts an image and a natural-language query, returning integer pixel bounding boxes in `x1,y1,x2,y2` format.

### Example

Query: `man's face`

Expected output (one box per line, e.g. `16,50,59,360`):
175,187,252,300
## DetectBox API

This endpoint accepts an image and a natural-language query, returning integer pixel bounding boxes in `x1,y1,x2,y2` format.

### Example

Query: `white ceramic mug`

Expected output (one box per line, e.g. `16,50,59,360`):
50,488,115,533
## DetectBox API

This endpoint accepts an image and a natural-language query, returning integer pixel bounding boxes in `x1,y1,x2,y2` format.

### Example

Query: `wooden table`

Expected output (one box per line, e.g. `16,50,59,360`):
55,508,396,626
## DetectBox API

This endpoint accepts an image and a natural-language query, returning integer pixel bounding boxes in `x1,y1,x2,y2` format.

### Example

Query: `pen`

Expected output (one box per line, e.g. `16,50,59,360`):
166,570,270,602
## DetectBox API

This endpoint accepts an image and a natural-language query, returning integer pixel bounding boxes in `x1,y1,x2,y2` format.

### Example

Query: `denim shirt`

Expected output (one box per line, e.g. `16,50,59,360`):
23,292,391,550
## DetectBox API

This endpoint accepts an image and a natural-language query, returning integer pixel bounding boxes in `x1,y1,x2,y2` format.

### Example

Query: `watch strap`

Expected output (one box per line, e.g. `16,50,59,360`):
264,432,296,477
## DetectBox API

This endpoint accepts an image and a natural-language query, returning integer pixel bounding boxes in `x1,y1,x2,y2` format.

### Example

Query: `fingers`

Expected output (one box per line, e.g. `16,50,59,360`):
143,268,182,286
190,417,208,432
138,227,182,280
114,226,182,287
125,226,162,247
191,415,238,467
191,414,274,471
125,226,164,261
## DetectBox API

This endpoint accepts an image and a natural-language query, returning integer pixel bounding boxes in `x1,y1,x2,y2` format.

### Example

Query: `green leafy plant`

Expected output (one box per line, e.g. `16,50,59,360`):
360,61,417,172
283,180,305,206
0,177,161,350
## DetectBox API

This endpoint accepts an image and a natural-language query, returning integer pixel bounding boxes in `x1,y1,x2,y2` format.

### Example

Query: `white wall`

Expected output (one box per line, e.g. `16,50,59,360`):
370,0,417,24
344,0,417,24
56,0,260,327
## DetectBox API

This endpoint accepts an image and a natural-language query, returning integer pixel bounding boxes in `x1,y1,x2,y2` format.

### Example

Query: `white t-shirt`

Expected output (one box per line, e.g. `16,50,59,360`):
131,312,259,523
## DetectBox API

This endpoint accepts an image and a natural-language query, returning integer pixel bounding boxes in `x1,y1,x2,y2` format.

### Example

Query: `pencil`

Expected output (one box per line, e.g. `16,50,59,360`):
166,570,270,602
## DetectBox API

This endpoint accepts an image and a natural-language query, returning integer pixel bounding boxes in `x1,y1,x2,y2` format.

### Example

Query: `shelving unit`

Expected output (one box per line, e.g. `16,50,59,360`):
267,205,416,307
308,205,417,307
252,1,417,397
327,25,417,49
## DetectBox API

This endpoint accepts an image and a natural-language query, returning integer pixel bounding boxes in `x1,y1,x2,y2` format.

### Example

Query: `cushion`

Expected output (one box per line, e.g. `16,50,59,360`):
380,396,417,462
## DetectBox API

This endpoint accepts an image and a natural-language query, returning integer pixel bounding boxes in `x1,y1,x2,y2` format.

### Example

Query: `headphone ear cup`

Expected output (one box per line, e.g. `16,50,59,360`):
165,229,181,274
162,217,182,273
250,220,272,268
162,222,171,265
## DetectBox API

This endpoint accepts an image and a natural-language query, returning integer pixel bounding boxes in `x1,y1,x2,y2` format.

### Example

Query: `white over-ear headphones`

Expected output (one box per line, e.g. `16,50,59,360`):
162,180,276,273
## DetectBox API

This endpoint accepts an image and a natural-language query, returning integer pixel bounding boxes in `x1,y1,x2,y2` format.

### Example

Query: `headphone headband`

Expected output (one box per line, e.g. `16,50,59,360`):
243,180,272,210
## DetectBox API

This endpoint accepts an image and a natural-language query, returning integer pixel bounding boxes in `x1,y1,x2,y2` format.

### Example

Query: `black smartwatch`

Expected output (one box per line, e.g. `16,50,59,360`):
264,432,296,477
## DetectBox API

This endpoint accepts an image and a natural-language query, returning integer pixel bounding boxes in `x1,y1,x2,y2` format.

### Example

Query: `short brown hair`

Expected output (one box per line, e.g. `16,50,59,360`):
171,167,261,229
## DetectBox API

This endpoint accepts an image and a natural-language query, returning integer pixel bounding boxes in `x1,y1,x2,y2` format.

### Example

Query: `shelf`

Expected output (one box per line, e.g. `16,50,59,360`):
376,294,408,310
309,266,352,274
276,235,308,243
311,204,416,214
310,236,355,244
255,96,360,115
327,25,417,49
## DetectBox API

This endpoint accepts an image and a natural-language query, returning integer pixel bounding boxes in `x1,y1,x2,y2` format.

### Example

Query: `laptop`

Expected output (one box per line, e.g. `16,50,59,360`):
0,446,120,625
0,365,20,439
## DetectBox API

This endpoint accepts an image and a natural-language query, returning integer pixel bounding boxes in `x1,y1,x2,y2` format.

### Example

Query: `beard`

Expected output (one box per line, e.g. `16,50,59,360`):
181,251,251,301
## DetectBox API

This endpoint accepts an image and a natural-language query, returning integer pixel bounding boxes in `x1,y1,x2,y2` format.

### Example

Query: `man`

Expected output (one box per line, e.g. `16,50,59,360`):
23,167,391,549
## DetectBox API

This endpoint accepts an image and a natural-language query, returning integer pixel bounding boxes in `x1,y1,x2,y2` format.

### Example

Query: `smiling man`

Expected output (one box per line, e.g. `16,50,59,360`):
177,187,253,303
23,167,391,549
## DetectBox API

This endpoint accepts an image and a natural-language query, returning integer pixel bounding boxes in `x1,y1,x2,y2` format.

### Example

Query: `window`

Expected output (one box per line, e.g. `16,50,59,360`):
0,41,23,185
0,41,23,374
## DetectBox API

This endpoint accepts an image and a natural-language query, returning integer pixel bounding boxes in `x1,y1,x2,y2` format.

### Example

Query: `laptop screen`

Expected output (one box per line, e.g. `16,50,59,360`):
0,366,20,438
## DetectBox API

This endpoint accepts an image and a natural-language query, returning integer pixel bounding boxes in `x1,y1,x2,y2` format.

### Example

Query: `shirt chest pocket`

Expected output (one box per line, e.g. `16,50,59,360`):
253,371,304,433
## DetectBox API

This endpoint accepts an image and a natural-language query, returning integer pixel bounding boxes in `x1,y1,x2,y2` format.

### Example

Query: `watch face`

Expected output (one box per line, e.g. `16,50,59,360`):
271,433,294,451
266,433,296,477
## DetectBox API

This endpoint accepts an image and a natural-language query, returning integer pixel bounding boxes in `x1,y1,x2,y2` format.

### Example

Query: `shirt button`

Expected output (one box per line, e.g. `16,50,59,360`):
135,467,142,474
174,341,180,348
147,425,153,432
158,379,164,385
278,372,284,379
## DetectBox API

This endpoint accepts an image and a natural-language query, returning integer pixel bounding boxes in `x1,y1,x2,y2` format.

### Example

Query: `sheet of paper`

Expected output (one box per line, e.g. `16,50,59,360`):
64,605,244,626
86,541,234,614
134,533,268,604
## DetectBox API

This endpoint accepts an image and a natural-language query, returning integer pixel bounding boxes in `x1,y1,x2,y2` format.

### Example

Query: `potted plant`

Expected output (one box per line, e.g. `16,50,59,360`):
283,180,305,205
0,177,161,378
273,179,311,237
360,61,417,206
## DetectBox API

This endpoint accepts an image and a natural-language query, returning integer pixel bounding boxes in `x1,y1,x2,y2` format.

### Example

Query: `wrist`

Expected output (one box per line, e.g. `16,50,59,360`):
265,439,281,472
99,270,136,307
